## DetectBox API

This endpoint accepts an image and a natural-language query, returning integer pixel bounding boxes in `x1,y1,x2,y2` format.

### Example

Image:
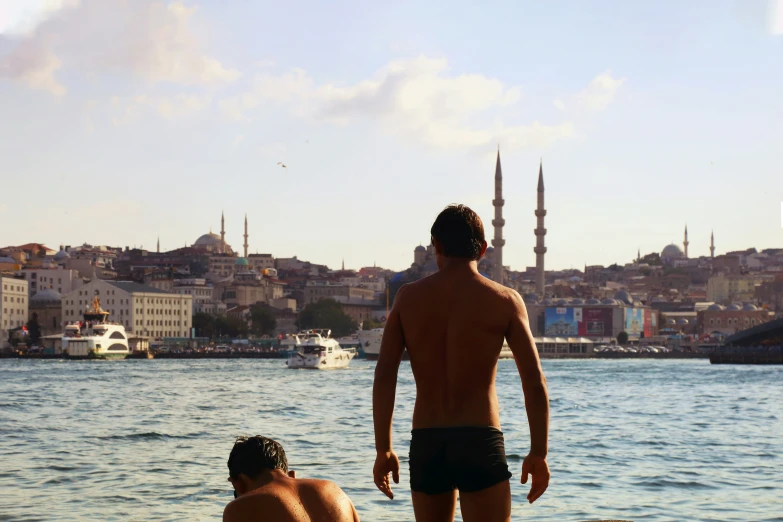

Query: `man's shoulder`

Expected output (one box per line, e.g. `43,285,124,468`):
299,477,345,496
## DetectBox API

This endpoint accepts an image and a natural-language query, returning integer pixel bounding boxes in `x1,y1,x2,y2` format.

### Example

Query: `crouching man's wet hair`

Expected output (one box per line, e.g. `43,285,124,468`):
228,436,289,479
430,204,486,261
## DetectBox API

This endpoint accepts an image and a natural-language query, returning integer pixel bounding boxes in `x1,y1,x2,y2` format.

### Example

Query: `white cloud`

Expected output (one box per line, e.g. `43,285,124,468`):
553,98,566,111
577,71,626,111
771,0,783,34
220,56,572,151
0,0,79,35
0,0,239,96
255,58,276,68
110,93,211,125
0,36,65,95
156,94,212,119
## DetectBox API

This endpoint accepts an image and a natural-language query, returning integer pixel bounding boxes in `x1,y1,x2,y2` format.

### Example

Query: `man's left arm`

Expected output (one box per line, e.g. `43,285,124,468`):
372,284,407,499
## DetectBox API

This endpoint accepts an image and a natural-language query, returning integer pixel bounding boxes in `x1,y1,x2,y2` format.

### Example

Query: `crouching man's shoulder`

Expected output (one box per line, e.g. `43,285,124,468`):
308,479,360,522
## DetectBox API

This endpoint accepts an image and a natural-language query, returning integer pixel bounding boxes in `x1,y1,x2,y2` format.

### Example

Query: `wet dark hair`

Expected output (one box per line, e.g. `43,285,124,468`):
430,204,486,260
228,436,288,479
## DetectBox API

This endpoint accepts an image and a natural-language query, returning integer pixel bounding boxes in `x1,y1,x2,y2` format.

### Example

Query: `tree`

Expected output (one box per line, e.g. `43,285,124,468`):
215,314,248,338
250,303,277,337
193,312,216,338
26,313,41,346
298,299,358,338
362,317,385,330
617,331,629,344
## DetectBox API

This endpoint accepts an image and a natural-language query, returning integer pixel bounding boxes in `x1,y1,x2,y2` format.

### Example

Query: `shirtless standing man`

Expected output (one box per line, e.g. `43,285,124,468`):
224,436,360,522
372,205,550,522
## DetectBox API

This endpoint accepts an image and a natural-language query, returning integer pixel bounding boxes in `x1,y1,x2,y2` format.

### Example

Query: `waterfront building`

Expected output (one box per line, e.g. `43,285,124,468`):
304,280,375,305
707,272,764,304
697,303,772,336
61,280,192,339
29,288,62,336
1,277,29,338
332,295,379,324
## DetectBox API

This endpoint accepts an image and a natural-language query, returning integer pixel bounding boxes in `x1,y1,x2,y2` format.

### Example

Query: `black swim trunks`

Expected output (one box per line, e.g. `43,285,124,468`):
409,426,512,494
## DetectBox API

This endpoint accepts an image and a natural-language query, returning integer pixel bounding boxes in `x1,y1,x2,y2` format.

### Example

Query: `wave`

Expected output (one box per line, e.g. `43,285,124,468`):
97,431,206,441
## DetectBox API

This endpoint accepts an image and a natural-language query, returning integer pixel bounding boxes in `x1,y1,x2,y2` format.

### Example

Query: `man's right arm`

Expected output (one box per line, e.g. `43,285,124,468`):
372,284,407,499
505,290,550,503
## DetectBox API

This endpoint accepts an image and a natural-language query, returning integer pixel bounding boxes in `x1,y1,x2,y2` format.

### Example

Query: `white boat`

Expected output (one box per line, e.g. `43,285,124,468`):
62,293,130,359
286,329,356,369
357,327,384,360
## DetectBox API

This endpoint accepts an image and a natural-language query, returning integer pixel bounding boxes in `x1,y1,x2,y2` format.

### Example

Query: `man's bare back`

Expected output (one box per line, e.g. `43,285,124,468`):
224,471,358,522
372,204,550,522
399,267,513,429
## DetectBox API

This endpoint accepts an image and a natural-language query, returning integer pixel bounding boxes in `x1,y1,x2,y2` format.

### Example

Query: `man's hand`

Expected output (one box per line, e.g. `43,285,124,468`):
373,450,400,499
521,453,550,504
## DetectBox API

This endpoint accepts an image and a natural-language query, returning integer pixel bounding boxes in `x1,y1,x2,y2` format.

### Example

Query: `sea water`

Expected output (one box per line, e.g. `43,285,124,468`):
0,359,781,521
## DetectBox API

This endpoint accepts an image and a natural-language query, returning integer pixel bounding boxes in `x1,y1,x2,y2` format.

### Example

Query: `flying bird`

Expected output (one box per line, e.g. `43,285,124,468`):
277,162,287,169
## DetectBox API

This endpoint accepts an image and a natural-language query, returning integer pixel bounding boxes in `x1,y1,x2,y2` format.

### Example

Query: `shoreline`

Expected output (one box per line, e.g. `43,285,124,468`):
1,352,709,360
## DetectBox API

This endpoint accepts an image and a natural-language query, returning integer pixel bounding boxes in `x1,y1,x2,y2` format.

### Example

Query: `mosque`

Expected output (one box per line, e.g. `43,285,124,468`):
654,225,716,266
190,211,249,258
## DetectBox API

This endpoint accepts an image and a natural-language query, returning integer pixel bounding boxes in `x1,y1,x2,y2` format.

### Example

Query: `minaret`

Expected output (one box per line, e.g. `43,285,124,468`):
637,248,641,264
491,148,505,285
243,214,249,258
220,210,226,254
683,224,689,258
157,236,160,253
342,258,345,271
534,159,547,296
710,230,715,258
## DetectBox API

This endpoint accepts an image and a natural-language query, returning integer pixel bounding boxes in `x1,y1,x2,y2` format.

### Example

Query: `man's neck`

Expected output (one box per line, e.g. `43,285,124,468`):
439,258,479,274
244,469,289,492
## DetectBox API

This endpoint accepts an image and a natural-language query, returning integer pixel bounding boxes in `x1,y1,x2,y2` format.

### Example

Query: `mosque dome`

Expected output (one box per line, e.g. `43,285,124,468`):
571,298,584,305
31,288,62,305
742,304,758,311
235,257,249,266
414,245,426,252
707,304,724,311
53,247,70,261
601,298,617,305
614,290,633,305
676,318,689,325
555,299,569,306
195,232,223,247
661,244,684,261
585,298,601,305
726,304,742,311
666,318,676,325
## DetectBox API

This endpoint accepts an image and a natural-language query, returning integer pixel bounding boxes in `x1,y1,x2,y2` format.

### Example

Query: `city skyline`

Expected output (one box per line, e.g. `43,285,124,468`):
1,0,782,271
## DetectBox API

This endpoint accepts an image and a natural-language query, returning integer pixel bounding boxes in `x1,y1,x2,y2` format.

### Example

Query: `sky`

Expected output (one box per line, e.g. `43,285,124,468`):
0,0,781,273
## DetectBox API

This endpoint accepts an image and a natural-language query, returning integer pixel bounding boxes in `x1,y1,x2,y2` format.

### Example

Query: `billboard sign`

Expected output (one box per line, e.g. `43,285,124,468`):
546,307,613,337
545,308,578,336
643,309,653,338
625,308,644,339
578,307,613,336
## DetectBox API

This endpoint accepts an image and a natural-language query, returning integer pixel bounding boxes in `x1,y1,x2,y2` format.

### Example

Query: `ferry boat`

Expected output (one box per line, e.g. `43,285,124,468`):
62,294,130,360
357,327,384,360
287,329,356,369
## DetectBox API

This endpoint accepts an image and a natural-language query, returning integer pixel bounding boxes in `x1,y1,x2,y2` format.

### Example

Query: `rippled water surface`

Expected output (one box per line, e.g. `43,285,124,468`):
1,359,781,521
